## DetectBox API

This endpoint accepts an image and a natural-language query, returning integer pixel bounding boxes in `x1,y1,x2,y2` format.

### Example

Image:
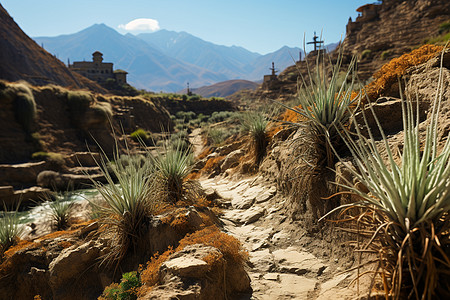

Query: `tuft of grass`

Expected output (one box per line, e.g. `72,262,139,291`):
89,144,156,267
66,90,93,113
130,128,150,143
241,111,270,165
46,191,75,231
282,51,358,168
0,208,24,254
326,50,450,299
149,136,197,204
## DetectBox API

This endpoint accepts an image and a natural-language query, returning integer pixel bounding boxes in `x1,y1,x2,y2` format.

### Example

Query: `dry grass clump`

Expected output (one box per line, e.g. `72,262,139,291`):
365,44,444,101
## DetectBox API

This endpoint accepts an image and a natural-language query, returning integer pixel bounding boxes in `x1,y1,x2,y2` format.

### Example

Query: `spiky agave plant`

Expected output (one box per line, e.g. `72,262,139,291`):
48,191,75,230
0,208,23,254
149,136,197,204
282,52,358,168
241,111,270,165
327,51,450,299
89,145,156,267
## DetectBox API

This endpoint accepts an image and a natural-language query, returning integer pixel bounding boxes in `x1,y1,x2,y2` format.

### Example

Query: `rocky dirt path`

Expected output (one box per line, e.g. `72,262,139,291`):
201,175,367,300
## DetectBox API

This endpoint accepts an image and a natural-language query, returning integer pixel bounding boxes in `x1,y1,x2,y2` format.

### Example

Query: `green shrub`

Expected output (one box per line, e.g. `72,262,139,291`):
100,271,141,300
361,49,372,59
11,83,36,133
89,146,156,266
149,135,196,204
31,152,65,170
206,128,226,146
188,95,200,101
130,128,149,142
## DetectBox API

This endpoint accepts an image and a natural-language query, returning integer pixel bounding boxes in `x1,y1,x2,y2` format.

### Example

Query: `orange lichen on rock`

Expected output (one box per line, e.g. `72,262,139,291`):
3,239,40,259
201,155,225,173
176,226,248,264
365,44,444,100
197,147,212,160
139,246,175,289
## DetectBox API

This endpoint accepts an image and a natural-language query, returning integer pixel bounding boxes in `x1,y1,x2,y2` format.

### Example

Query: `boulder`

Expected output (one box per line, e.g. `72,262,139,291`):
220,149,244,171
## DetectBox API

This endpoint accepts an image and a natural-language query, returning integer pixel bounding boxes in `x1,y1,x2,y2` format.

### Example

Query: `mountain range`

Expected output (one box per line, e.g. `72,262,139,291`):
34,24,336,92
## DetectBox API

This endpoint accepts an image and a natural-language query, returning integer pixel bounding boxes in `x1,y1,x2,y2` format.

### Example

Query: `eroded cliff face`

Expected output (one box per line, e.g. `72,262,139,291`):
342,0,450,80
0,82,173,164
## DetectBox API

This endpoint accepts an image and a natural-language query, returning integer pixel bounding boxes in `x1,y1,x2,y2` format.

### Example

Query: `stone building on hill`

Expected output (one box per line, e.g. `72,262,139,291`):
69,51,128,84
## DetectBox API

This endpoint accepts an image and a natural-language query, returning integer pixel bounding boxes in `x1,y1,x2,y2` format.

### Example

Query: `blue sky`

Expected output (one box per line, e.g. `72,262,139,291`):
1,0,367,54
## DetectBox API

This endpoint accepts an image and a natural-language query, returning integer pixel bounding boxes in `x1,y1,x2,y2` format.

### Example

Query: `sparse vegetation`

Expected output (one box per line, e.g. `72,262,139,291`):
149,135,197,204
89,146,155,266
66,90,93,114
100,271,141,300
12,83,37,133
130,128,150,143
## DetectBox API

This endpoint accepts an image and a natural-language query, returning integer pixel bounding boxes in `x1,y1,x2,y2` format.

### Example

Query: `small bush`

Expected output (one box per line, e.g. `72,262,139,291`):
100,271,141,300
206,128,226,146
89,148,155,266
241,111,270,165
149,135,197,204
130,129,149,142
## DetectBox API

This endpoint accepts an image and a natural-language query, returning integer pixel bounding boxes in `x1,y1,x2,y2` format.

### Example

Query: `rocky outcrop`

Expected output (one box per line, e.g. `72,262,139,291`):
342,0,450,80
141,244,251,300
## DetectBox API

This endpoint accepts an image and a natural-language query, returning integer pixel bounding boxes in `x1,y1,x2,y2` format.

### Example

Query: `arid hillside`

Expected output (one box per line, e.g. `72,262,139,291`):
0,4,105,92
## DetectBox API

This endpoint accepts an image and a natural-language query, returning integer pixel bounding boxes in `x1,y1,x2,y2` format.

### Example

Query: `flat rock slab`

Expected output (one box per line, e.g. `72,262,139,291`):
272,247,326,275
221,207,265,225
163,256,209,278
249,249,275,272
252,274,317,300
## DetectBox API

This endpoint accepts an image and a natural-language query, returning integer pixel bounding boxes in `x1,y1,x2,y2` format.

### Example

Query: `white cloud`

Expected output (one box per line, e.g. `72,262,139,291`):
118,18,160,32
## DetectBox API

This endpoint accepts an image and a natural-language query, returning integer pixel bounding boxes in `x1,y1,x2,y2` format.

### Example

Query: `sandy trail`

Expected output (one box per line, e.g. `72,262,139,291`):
201,175,368,300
